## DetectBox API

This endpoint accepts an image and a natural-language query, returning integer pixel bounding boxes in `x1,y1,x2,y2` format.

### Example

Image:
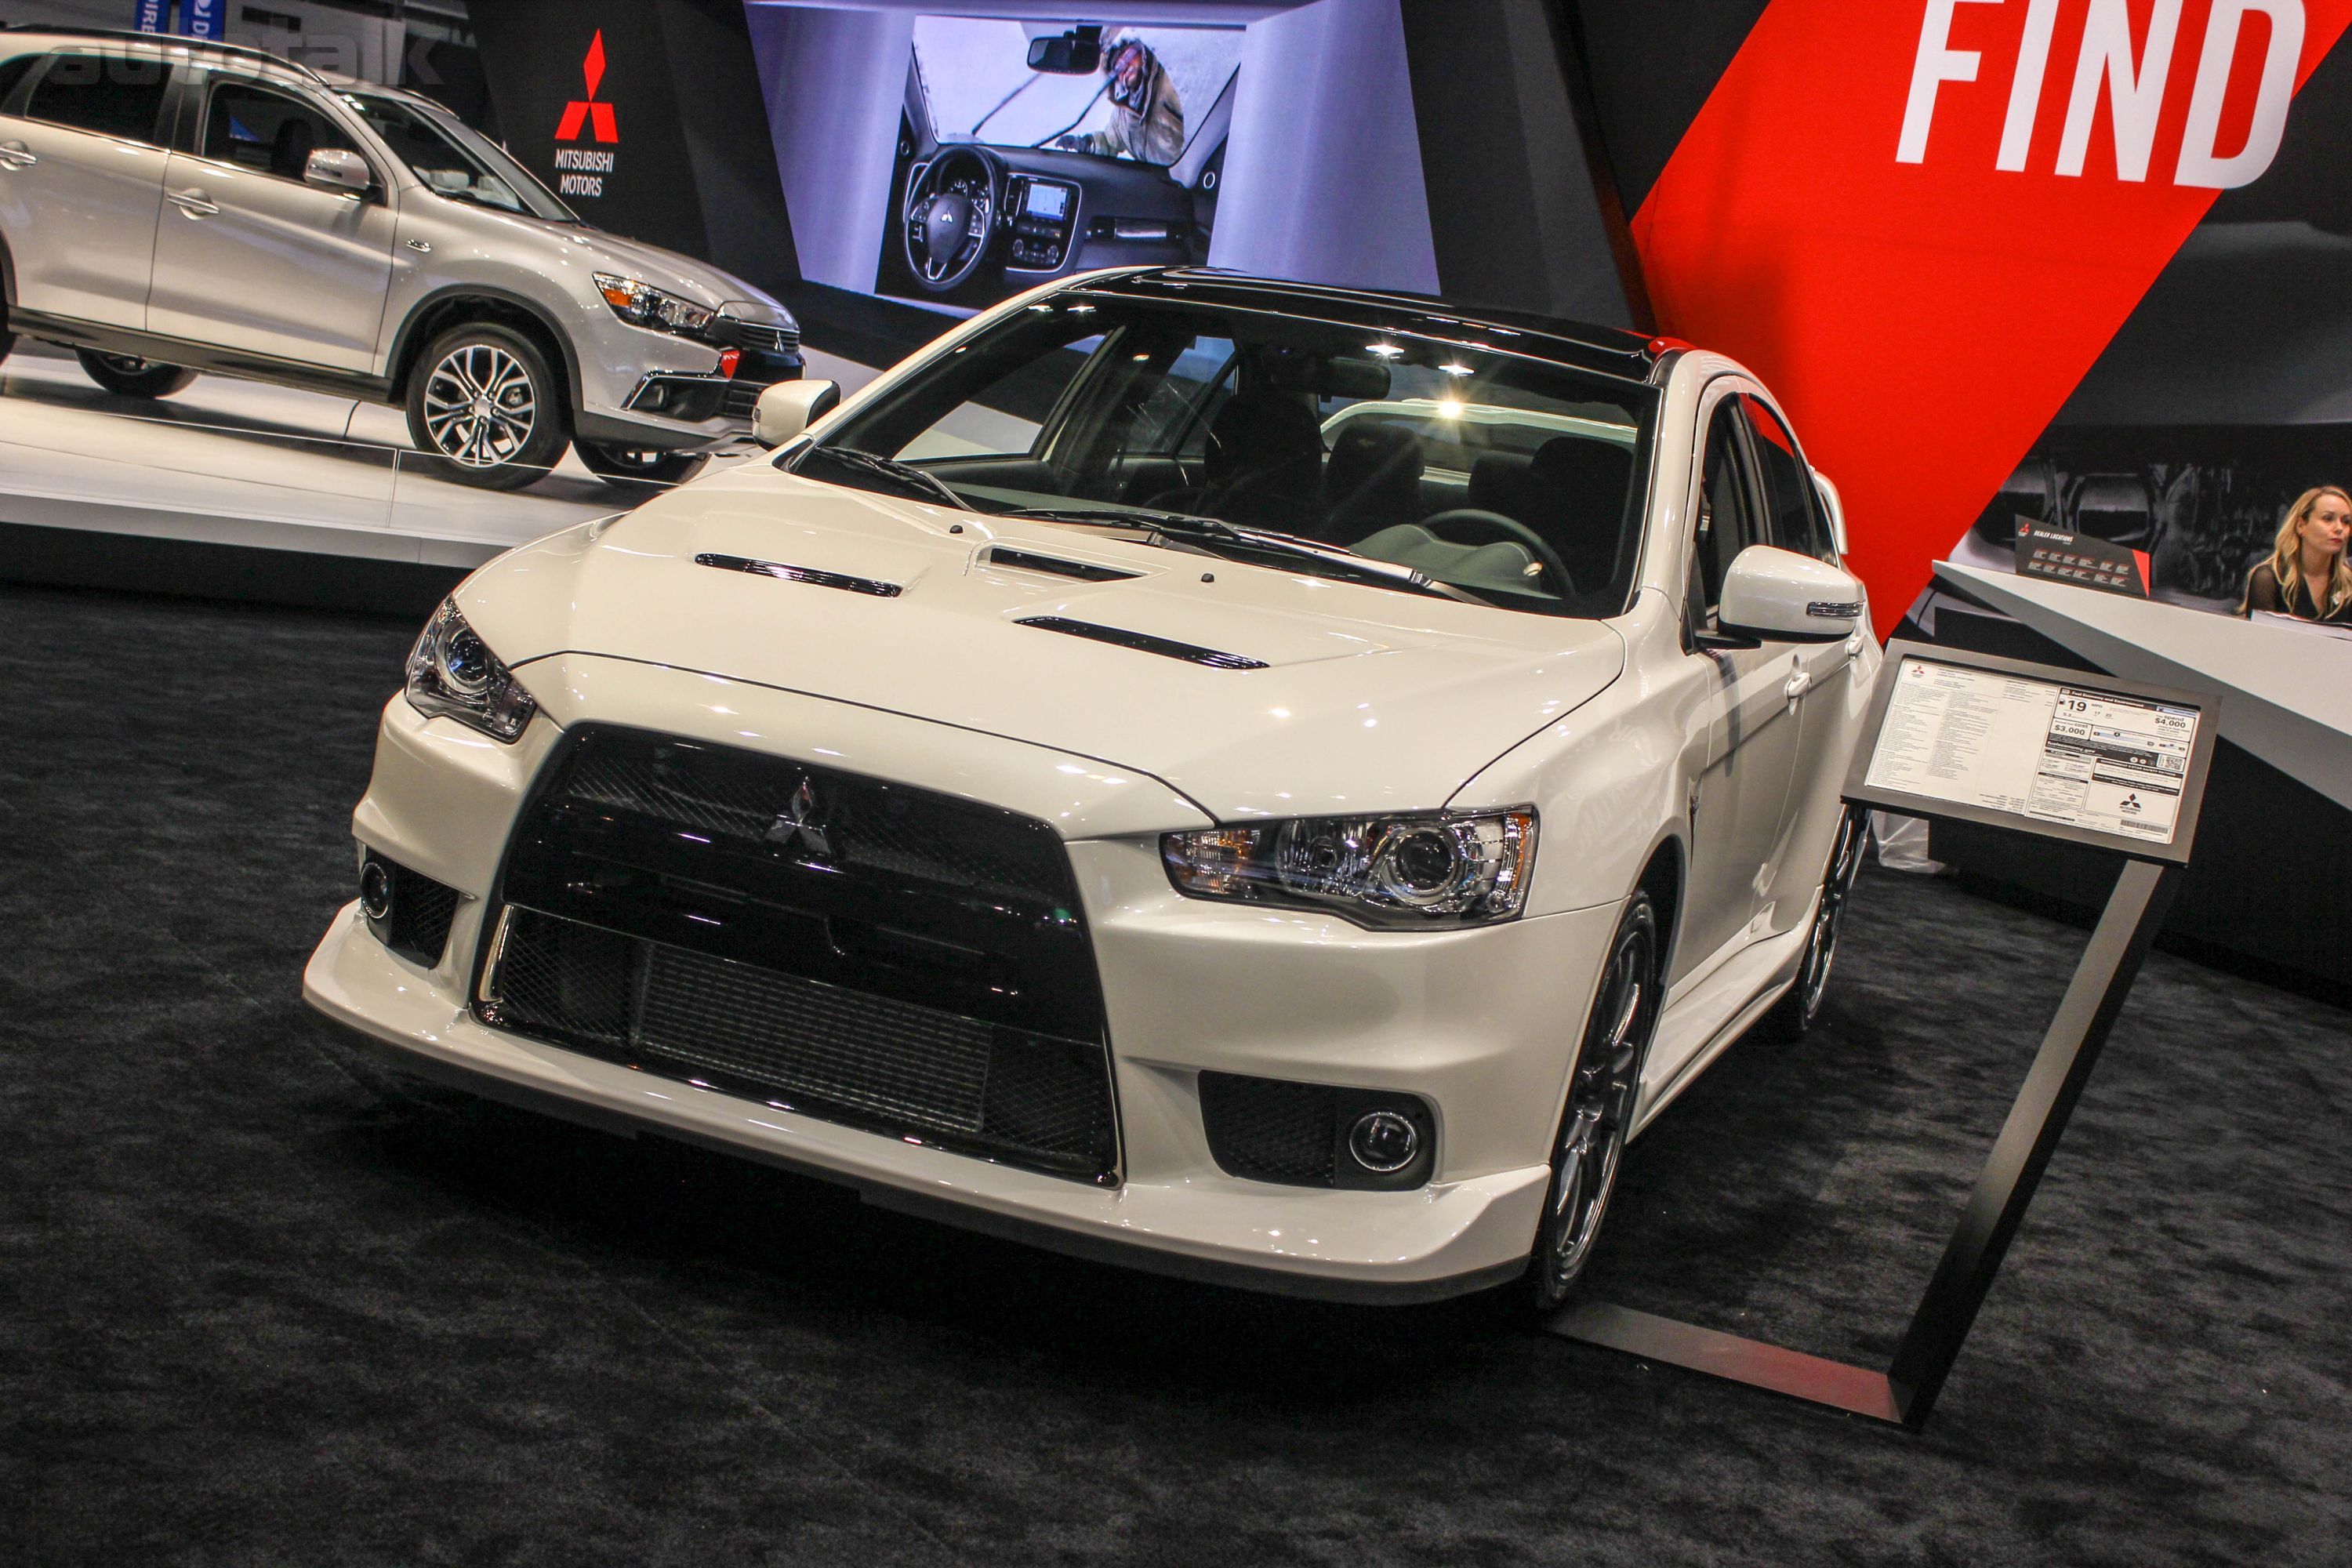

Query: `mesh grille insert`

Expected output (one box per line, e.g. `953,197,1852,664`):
1199,1071,1337,1186
485,906,1117,1181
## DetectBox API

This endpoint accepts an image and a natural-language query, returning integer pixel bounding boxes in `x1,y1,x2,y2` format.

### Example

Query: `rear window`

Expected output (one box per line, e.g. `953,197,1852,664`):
25,52,170,143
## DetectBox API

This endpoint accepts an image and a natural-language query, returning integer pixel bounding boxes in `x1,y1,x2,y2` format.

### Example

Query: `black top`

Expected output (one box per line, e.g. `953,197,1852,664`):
2242,560,2352,623
1081,269,1662,382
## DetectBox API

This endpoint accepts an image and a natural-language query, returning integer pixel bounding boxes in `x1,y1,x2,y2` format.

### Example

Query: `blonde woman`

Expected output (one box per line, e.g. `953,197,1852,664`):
2242,485,2352,622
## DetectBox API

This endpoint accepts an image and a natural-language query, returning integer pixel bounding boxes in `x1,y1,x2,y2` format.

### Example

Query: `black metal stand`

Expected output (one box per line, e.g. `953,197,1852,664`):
1547,856,2181,1432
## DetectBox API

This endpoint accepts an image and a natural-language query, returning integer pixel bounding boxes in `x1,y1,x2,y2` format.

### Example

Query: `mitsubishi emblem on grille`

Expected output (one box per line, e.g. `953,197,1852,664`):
765,777,832,857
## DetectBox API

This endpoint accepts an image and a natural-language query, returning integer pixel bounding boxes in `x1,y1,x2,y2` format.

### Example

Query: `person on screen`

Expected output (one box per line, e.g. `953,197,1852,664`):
2241,485,2352,622
1054,34,1184,165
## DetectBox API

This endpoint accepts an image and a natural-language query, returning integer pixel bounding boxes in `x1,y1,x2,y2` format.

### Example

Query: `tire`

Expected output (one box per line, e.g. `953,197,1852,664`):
574,440,708,488
1760,805,1868,1044
1529,886,1663,1313
404,323,569,492
76,349,197,398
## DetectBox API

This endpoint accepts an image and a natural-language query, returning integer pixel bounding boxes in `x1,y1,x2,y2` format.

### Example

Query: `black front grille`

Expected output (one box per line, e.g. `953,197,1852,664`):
725,321,800,354
481,727,1116,1181
486,908,1116,1174
721,383,761,417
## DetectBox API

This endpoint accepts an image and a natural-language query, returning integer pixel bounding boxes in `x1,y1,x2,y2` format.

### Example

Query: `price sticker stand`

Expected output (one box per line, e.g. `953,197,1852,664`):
1547,642,2219,1432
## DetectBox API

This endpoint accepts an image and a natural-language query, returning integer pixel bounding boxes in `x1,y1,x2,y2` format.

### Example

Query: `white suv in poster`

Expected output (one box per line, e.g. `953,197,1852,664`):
0,31,803,489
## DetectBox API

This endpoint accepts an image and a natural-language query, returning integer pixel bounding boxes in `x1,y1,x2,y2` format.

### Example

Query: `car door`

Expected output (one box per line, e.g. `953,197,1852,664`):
1675,387,1806,977
0,49,175,329
1740,391,1867,931
147,74,394,372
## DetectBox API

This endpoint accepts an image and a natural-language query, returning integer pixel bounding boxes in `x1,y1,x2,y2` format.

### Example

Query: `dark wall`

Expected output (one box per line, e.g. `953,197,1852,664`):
469,0,797,295
1401,0,1637,328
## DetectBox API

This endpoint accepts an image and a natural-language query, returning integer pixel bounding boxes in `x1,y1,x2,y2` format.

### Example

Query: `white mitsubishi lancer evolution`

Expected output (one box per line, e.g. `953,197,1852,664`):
304,267,1880,1308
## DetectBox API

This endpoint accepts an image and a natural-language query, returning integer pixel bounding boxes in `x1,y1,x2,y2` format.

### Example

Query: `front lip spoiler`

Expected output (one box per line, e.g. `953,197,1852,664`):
310,1012,1527,1306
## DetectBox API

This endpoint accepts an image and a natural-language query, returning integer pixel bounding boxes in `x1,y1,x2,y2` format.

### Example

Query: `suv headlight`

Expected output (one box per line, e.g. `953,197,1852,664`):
405,600,537,742
1162,810,1537,928
594,273,715,337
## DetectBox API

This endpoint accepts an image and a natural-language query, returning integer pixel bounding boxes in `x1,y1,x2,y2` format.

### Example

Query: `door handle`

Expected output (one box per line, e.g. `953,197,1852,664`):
405,238,433,253
1783,670,1813,705
168,188,219,217
0,141,34,169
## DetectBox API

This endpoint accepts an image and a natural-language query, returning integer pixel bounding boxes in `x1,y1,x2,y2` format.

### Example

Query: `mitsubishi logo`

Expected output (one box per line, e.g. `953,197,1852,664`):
765,777,832,858
556,30,619,143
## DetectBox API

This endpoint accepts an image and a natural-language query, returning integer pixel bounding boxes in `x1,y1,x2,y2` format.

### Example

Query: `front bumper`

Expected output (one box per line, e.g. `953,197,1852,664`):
303,662,1621,1299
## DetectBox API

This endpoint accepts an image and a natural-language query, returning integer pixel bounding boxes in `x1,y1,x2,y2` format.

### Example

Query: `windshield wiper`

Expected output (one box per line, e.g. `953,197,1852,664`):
994,506,1489,605
792,447,975,511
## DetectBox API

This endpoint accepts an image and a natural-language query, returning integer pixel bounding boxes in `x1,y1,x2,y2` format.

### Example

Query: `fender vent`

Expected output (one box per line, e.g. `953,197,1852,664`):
1015,616,1266,670
696,552,902,598
984,547,1142,583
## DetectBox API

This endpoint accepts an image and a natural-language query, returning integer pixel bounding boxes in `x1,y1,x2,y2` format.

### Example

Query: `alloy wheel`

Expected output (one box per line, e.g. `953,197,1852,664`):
1794,808,1867,1023
1541,904,1657,1301
421,343,538,470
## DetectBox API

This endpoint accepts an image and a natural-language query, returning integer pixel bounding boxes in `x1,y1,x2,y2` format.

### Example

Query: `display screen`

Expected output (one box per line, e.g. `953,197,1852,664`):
1025,181,1070,222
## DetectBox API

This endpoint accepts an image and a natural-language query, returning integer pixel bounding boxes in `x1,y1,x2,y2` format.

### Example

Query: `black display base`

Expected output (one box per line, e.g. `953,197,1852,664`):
1548,857,2180,1432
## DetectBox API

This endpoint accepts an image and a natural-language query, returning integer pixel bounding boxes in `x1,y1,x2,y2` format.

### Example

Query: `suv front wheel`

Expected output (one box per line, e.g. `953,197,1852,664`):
77,350,198,398
405,324,568,492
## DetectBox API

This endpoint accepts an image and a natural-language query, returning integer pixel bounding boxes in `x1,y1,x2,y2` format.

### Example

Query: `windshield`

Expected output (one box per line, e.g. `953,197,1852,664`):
790,296,1657,619
343,92,578,223
913,19,1239,169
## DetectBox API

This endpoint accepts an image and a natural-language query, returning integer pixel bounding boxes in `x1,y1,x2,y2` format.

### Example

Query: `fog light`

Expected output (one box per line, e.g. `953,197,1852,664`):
359,858,394,922
1347,1109,1419,1174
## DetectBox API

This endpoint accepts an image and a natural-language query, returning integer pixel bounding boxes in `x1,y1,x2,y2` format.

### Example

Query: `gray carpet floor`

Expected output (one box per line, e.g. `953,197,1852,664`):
2,582,2347,1566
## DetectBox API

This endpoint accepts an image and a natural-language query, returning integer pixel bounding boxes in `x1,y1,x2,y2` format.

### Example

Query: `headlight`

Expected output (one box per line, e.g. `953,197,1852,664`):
594,273,715,337
405,599,537,742
1161,809,1537,928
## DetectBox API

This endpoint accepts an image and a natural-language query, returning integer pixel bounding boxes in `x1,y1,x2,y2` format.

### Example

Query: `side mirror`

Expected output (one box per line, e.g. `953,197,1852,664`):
1717,544,1865,643
753,379,840,449
304,147,371,195
1027,26,1103,74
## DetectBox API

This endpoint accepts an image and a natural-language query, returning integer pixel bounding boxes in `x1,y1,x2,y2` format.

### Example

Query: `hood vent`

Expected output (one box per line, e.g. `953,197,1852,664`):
697,552,902,598
1016,616,1267,670
984,546,1142,583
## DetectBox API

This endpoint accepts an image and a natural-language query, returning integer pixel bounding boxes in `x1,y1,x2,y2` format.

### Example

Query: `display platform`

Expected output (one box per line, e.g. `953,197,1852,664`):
0,342,882,611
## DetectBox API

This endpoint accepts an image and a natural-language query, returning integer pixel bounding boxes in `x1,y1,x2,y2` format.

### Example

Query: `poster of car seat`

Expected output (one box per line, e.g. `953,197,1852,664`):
873,19,1240,305
746,0,1441,317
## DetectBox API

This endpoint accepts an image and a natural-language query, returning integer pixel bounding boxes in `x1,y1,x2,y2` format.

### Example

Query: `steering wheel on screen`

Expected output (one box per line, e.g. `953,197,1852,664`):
1414,509,1577,597
903,145,1006,293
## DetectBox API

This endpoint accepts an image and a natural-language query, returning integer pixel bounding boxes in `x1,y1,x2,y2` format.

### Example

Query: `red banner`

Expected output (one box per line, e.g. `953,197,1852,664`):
1631,0,2352,619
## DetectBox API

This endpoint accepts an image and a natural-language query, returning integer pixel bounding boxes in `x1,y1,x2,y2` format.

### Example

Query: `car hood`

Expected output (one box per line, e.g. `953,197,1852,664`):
570,229,793,325
463,465,1624,826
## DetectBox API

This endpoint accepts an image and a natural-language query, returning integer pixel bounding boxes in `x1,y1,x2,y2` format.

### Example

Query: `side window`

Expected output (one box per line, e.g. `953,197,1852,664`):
24,53,171,143
0,53,42,114
201,82,360,180
1690,399,1762,624
1740,394,1835,562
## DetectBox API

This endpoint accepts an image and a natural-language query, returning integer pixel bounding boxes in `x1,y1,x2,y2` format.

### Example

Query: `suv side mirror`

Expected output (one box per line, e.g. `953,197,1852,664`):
1027,26,1103,74
1717,545,1865,643
304,148,370,195
753,379,841,449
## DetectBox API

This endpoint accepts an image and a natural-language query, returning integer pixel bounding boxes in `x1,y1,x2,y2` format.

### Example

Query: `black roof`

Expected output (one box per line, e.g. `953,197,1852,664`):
1075,268,1662,381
